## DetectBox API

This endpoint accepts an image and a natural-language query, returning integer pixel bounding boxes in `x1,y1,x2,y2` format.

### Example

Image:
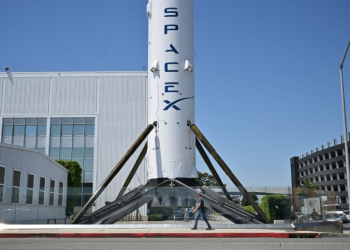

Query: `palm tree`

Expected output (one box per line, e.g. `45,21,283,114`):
301,179,321,190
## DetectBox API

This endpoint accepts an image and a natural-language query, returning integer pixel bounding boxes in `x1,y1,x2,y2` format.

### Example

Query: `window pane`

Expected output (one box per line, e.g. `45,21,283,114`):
13,136,24,146
62,118,73,124
72,148,84,158
49,148,59,159
60,148,72,159
13,170,21,187
85,136,94,147
37,136,46,148
83,171,93,182
83,183,93,194
85,125,94,135
50,136,60,148
40,177,45,190
25,126,36,136
25,136,36,148
58,194,63,206
62,125,72,135
61,136,72,147
14,118,25,125
49,193,54,205
59,182,63,193
73,136,84,147
12,187,20,203
26,189,33,204
3,126,13,136
14,125,25,136
2,136,12,144
50,179,55,189
0,166,5,184
84,147,94,158
36,148,45,154
39,191,44,205
85,118,95,124
50,125,60,136
73,125,84,135
51,118,61,124
3,118,13,125
27,174,34,188
84,159,93,171
37,125,46,135
38,118,47,125
0,186,3,203
74,118,85,124
74,159,83,169
25,118,37,125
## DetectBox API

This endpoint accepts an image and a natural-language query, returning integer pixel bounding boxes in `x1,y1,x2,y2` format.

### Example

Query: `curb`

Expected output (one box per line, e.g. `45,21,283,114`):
0,232,320,238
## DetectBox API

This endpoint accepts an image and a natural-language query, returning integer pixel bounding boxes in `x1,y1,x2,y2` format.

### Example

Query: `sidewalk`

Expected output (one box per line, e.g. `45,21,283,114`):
0,221,348,238
0,226,320,238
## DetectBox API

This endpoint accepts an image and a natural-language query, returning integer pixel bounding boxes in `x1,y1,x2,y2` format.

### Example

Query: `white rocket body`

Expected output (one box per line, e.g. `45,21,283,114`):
147,0,197,182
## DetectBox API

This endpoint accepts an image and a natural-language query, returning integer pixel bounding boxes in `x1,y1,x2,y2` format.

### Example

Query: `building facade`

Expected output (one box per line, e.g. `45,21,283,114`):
0,143,68,223
0,71,148,213
291,135,349,207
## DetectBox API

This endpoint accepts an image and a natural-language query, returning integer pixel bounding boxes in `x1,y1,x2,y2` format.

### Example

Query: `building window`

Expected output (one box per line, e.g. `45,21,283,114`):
26,173,34,205
49,117,95,185
49,179,55,205
0,166,5,203
12,170,21,204
39,177,45,205
58,181,63,206
2,118,47,154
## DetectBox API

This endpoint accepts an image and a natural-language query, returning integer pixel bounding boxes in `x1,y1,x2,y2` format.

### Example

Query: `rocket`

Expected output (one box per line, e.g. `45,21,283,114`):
147,0,197,186
73,0,270,225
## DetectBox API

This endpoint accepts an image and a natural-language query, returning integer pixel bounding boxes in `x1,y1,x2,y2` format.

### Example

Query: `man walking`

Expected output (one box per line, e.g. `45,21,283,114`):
183,208,190,222
191,193,212,230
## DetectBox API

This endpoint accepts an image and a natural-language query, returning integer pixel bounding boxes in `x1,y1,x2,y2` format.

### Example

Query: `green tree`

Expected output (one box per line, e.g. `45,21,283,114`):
260,195,290,222
197,171,224,187
241,194,258,207
56,160,82,216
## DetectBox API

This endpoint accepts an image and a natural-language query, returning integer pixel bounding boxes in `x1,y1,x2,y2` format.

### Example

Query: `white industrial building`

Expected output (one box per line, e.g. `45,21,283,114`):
0,143,68,223
0,71,148,213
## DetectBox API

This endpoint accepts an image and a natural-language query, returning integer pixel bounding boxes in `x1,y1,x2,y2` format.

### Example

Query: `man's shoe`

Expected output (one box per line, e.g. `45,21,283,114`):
206,228,212,230
191,228,197,230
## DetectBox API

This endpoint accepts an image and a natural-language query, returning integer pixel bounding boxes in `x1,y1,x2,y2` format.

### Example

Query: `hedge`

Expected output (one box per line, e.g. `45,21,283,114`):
148,214,163,221
260,195,287,222
242,205,255,214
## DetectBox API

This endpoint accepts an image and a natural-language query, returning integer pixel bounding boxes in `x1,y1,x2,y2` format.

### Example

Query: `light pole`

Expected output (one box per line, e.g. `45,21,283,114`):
339,39,350,212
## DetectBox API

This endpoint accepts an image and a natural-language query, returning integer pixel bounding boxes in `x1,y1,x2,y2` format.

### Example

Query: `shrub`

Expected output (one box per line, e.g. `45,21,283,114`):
148,214,163,221
261,195,288,222
56,160,82,216
242,205,255,214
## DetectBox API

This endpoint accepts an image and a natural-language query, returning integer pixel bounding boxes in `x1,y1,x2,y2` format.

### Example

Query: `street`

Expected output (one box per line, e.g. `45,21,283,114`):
0,237,350,250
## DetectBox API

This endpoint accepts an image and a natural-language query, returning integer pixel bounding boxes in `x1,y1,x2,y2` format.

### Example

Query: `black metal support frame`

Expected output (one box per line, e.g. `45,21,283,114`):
72,120,269,225
75,178,263,225
190,123,270,223
117,143,148,199
195,138,233,201
72,122,156,224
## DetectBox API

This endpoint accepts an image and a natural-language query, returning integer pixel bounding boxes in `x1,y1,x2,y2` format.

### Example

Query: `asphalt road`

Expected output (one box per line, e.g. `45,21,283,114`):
0,238,350,250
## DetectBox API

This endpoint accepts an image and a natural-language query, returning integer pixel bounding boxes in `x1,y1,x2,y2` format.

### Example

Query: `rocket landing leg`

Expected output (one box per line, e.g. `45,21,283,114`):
72,122,268,224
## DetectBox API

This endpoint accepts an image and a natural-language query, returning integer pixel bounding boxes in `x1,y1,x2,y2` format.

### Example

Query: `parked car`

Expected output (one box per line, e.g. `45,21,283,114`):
343,210,350,223
324,213,343,223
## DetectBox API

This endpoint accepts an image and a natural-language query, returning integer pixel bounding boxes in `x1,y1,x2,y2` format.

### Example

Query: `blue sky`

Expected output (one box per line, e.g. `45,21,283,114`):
0,0,350,187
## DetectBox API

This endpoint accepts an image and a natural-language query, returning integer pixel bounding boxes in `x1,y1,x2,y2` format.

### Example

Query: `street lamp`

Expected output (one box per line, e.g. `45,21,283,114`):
339,39,350,212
